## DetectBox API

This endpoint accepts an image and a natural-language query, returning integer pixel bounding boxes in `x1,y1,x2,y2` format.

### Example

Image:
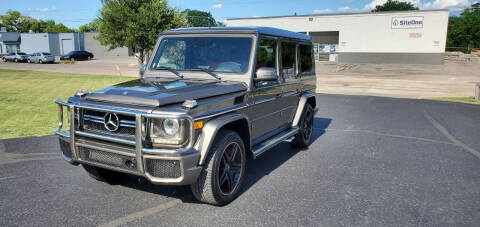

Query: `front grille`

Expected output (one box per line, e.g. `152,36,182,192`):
59,139,72,159
81,109,136,138
78,147,137,171
146,159,181,178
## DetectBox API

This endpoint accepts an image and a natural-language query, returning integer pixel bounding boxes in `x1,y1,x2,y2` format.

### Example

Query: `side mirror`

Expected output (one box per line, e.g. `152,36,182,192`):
254,67,277,82
139,64,147,76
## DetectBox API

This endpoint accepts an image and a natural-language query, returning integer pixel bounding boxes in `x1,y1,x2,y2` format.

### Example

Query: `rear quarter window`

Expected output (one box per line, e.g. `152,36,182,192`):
299,44,313,74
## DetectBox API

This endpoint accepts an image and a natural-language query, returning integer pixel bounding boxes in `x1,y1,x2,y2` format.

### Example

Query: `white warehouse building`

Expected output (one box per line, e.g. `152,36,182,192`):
226,9,449,64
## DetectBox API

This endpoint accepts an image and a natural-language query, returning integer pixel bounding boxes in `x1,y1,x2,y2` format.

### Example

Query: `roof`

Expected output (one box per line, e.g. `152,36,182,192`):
0,32,20,42
228,9,449,20
163,26,311,41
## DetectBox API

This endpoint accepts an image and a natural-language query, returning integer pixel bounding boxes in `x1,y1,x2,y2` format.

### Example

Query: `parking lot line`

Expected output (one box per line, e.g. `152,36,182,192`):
422,109,480,159
97,198,183,227
0,175,16,181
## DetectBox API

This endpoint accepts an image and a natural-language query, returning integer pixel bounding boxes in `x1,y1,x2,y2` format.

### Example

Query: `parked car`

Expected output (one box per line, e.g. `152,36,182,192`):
54,27,317,205
60,50,94,61
2,52,29,62
28,52,55,64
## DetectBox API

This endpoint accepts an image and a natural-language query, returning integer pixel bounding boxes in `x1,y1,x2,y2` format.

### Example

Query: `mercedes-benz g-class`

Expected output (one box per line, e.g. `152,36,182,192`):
55,27,317,205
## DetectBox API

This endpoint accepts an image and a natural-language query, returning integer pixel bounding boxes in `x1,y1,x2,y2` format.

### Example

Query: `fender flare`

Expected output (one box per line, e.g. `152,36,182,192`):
291,93,316,127
194,113,249,165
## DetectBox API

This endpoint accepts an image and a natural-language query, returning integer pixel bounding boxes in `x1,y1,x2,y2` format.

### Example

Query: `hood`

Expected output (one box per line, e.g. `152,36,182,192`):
85,78,247,107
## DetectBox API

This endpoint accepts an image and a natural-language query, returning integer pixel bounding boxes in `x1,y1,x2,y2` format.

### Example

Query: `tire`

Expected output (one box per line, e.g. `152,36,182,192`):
82,164,126,183
39,60,43,64
70,57,75,62
190,130,246,206
292,104,314,148
27,59,31,63
88,56,91,60
15,58,18,63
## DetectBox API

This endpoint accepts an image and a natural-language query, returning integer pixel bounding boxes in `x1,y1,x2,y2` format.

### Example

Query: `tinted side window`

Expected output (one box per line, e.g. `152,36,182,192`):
281,42,296,78
256,39,276,70
299,44,313,74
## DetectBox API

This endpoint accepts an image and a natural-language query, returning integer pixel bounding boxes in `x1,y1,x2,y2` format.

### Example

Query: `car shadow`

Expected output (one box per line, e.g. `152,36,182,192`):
114,117,332,204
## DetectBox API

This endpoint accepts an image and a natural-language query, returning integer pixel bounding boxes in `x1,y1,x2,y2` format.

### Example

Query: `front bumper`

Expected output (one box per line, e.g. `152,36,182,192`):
55,99,202,185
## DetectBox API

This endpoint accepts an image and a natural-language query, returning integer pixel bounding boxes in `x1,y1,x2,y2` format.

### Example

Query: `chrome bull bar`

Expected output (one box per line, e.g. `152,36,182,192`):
54,99,195,179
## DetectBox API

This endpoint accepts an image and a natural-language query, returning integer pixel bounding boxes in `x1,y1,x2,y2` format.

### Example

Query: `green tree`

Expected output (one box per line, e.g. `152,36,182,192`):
447,3,480,48
372,0,419,12
97,0,184,64
79,18,101,32
182,9,217,27
0,10,74,32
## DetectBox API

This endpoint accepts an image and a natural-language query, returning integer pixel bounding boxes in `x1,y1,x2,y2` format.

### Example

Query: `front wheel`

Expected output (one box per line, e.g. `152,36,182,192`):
82,164,126,183
190,130,246,206
292,104,314,148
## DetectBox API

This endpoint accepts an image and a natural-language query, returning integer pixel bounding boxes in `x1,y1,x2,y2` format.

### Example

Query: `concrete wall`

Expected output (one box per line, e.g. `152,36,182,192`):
227,10,449,64
84,32,130,57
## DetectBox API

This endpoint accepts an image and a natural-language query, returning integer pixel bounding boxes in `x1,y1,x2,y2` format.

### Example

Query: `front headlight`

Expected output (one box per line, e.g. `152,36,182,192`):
163,119,179,135
150,118,189,147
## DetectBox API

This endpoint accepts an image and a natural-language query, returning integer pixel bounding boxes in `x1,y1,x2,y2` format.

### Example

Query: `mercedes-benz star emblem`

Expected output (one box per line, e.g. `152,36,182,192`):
104,113,120,132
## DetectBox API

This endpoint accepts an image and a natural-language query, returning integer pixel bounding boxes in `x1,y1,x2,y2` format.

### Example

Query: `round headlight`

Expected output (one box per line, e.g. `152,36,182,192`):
163,119,179,136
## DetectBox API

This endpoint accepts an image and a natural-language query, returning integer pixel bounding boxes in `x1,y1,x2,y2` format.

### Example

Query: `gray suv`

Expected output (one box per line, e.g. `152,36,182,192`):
55,27,317,205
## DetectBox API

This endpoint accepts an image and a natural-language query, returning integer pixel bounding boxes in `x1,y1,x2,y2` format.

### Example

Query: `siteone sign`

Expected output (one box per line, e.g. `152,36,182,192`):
391,17,423,29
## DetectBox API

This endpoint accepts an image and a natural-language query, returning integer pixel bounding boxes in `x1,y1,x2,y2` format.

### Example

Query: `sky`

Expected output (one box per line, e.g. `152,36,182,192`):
0,0,477,29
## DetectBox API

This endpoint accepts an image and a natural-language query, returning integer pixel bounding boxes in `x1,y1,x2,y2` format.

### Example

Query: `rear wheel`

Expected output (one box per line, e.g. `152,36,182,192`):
82,164,126,183
14,58,18,63
292,104,314,148
87,56,91,60
190,130,246,206
39,60,43,64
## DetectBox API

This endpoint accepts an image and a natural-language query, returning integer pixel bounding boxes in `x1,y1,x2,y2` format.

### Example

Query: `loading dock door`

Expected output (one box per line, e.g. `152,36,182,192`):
61,39,74,54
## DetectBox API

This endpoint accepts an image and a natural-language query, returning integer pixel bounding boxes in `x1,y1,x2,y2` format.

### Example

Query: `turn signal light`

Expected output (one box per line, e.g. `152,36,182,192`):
194,121,203,130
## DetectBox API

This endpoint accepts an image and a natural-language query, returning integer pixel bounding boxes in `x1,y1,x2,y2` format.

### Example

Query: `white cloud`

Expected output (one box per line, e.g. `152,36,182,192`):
364,0,472,11
313,6,362,14
365,0,421,10
313,9,334,14
213,3,223,9
29,6,57,12
422,0,471,10
338,6,353,11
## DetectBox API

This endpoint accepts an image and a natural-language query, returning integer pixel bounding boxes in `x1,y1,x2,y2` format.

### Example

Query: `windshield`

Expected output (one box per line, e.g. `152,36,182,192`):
150,37,252,74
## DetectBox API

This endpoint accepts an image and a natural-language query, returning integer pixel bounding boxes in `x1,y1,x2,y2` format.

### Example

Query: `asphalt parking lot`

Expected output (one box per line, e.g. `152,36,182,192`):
1,94,479,226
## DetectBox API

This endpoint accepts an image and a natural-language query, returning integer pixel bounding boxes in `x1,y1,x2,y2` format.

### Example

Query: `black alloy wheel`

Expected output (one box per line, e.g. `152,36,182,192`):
190,130,246,205
218,142,243,195
292,104,314,148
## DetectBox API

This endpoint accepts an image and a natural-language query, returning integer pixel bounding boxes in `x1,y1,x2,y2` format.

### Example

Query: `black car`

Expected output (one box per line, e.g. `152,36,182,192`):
60,50,94,61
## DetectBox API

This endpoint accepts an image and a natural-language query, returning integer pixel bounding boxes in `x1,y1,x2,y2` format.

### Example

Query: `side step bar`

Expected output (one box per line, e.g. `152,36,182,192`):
252,127,299,159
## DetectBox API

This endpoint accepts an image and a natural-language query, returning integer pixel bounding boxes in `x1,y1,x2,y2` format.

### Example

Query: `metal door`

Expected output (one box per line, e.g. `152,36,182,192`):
61,39,74,54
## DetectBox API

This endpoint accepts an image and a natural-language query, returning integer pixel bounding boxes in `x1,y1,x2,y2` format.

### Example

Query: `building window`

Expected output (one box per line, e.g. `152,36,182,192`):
5,44,20,53
299,44,313,73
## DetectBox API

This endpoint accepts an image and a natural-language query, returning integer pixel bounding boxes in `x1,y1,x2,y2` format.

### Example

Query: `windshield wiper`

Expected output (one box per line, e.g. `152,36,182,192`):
190,68,221,80
154,66,184,79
